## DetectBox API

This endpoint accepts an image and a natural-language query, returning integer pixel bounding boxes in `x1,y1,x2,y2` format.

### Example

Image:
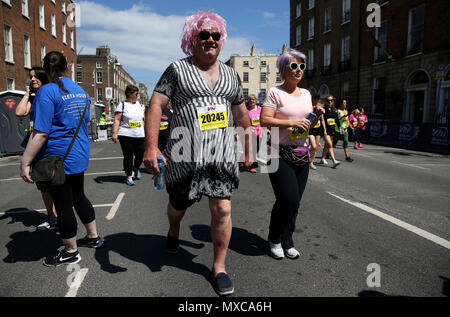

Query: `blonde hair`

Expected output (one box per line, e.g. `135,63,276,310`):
352,109,360,116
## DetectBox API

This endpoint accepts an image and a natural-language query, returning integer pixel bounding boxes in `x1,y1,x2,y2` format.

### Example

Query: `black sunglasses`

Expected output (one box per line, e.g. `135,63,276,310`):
289,62,306,71
198,31,221,41
326,99,334,102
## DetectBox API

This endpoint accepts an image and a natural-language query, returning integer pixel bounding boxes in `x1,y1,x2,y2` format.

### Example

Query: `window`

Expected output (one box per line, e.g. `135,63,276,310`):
24,35,31,68
308,18,315,39
309,0,315,9
243,88,249,100
40,45,46,66
96,62,103,68
373,78,386,114
324,44,331,67
276,72,281,82
377,0,389,5
4,24,14,63
70,30,74,49
6,78,15,90
97,88,103,101
243,60,249,67
260,72,267,83
296,3,302,18
341,36,350,62
77,72,83,83
324,8,332,32
260,61,267,67
342,0,351,24
96,72,103,84
51,14,56,37
374,21,388,62
260,89,267,101
341,81,349,99
39,3,45,30
62,1,66,14
62,23,67,44
243,72,249,83
77,61,82,68
2,0,11,6
308,49,314,70
22,0,29,18
296,25,301,46
407,6,425,55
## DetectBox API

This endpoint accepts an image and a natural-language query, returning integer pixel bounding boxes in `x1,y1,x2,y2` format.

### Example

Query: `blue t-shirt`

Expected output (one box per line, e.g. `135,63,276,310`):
31,77,91,175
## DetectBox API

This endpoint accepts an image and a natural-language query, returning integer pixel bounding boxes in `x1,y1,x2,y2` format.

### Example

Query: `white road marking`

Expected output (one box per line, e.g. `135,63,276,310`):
106,193,125,220
0,204,114,216
0,156,123,168
328,192,450,250
65,268,89,297
394,161,429,170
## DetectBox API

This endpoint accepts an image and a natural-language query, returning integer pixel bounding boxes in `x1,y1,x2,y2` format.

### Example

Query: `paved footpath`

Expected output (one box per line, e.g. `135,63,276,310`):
0,141,449,297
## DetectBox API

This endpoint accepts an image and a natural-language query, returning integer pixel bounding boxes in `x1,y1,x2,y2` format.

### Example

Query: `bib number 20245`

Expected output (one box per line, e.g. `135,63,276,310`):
197,105,228,131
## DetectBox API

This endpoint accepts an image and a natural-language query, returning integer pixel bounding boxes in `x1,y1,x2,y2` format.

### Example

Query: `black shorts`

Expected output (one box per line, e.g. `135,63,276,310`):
167,184,200,211
325,127,336,137
309,127,323,136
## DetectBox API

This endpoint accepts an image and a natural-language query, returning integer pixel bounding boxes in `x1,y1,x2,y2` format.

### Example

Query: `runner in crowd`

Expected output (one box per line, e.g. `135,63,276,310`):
349,108,360,149
357,107,368,148
260,48,324,260
246,94,262,173
143,10,252,296
319,95,341,168
308,94,326,170
112,85,146,186
20,51,103,267
16,67,58,231
334,99,354,162
158,102,173,152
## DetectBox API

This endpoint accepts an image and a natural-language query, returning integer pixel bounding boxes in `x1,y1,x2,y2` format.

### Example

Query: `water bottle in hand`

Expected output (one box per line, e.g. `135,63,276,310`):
154,156,165,190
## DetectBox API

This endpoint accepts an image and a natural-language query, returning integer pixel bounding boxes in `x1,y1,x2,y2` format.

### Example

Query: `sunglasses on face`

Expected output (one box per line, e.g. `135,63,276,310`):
198,30,221,41
288,62,306,71
326,99,334,102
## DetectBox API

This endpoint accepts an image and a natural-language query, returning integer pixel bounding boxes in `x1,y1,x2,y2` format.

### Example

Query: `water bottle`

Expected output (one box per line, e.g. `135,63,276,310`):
154,156,165,190
298,108,317,133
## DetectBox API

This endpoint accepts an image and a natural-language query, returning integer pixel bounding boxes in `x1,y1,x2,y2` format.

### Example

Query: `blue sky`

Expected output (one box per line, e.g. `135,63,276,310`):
76,0,289,93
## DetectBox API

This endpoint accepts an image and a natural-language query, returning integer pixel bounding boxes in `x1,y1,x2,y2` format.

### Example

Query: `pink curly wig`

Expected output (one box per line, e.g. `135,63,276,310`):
181,10,228,56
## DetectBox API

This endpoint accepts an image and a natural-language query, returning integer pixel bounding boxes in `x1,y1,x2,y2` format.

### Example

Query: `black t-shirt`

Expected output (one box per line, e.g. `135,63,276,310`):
323,107,340,134
158,107,173,151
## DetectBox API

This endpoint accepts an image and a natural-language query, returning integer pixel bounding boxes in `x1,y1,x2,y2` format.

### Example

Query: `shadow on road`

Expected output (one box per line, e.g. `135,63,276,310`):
94,175,126,184
1,209,61,264
94,232,213,283
189,224,267,256
358,290,408,297
439,276,450,297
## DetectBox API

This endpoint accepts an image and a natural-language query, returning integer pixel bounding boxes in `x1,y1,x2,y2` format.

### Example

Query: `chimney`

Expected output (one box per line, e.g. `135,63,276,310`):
282,44,288,54
96,45,111,57
251,45,256,57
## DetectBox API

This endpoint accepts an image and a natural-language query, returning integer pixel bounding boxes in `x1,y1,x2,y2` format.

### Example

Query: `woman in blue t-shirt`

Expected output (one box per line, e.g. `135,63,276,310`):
20,51,104,267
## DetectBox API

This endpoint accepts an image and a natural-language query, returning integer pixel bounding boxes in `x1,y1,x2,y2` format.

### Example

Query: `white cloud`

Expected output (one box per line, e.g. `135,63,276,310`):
77,1,252,75
262,11,277,19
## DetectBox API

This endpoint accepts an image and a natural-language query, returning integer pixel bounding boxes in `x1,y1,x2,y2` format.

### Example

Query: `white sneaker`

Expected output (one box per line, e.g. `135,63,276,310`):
284,248,300,259
268,242,284,260
332,160,341,168
310,163,317,170
321,158,328,165
37,217,57,231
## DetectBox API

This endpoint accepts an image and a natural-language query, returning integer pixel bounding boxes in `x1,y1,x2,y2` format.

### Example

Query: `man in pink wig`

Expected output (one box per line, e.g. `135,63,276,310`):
143,10,252,296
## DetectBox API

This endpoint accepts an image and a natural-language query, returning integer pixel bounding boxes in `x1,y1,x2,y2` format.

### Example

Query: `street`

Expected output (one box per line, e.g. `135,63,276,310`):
0,140,449,297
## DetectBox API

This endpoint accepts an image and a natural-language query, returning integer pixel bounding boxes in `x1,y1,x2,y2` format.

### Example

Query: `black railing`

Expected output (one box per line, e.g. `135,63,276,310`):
339,60,351,72
321,65,331,75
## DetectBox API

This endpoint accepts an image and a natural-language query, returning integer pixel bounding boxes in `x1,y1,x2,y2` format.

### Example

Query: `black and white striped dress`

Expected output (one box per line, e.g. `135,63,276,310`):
154,57,245,200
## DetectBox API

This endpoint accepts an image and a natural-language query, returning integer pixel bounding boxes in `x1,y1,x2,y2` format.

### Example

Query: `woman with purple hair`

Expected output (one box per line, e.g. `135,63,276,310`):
261,48,324,260
143,10,252,296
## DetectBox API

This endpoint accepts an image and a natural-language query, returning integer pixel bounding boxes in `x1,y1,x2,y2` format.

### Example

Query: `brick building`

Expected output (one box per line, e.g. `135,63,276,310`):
290,0,450,124
1,0,77,91
77,45,136,111
138,83,149,107
359,0,450,124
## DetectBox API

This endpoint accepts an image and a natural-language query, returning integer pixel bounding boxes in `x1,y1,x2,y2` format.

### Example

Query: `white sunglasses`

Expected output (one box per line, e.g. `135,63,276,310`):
288,62,306,71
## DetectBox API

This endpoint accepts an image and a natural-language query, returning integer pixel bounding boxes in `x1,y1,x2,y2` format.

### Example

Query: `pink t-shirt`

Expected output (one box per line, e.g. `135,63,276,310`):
262,86,313,149
349,114,358,128
247,106,262,137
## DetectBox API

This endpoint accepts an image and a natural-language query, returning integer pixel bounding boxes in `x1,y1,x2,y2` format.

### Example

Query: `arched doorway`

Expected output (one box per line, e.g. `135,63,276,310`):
404,70,430,123
308,86,317,96
318,84,330,98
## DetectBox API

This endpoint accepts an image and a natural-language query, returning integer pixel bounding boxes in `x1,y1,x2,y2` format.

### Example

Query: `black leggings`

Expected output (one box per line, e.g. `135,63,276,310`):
49,173,95,240
118,136,145,176
268,158,309,249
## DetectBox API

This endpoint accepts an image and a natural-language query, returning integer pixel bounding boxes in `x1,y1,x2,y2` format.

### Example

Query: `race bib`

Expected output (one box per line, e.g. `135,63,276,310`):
289,127,309,140
197,105,228,131
129,120,143,129
327,118,335,126
251,118,260,126
313,121,321,128
160,122,169,130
